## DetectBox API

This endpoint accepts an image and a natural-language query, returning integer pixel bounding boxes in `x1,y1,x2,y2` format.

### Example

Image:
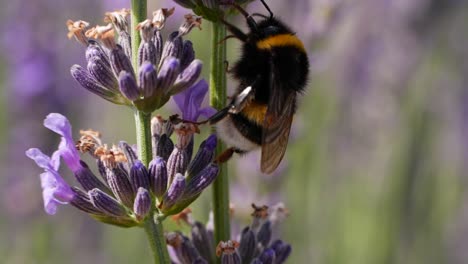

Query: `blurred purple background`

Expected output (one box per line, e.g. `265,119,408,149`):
1,0,468,263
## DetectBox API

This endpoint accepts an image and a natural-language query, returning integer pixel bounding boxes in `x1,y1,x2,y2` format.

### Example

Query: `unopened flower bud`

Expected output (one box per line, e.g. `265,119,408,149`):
89,188,127,217
118,141,138,167
180,40,195,70
169,59,203,95
186,134,216,179
238,227,256,264
70,187,105,215
257,220,272,248
106,167,135,208
96,159,108,183
85,40,110,67
130,160,151,192
149,156,168,199
110,45,135,80
152,31,163,67
182,164,219,200
270,240,292,264
71,65,127,105
160,32,183,67
167,147,189,185
133,187,151,221
193,257,208,264
258,248,275,264
155,134,174,161
119,71,140,101
74,160,110,192
139,62,158,98
179,235,202,263
192,222,215,263
157,57,180,94
160,173,185,212
87,55,118,92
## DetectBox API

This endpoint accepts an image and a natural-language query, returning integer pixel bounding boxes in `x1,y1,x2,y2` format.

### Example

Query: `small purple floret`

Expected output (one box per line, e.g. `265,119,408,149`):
44,113,81,172
26,148,74,215
173,79,216,122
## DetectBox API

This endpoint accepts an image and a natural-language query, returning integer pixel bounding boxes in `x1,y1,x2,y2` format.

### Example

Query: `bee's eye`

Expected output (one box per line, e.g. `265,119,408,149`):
263,26,279,36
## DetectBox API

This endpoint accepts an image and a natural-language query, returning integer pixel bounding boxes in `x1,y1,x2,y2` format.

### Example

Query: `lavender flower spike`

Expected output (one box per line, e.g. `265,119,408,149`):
25,148,74,215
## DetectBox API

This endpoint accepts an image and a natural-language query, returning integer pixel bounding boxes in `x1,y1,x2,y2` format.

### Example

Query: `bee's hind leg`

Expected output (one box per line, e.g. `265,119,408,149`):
214,147,245,164
224,60,232,73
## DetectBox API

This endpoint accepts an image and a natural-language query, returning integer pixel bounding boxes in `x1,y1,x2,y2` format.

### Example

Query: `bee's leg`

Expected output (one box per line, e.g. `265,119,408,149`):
170,105,231,126
222,3,258,31
220,18,248,42
252,13,269,19
214,147,233,163
218,35,236,45
228,86,253,114
170,86,254,125
224,60,232,73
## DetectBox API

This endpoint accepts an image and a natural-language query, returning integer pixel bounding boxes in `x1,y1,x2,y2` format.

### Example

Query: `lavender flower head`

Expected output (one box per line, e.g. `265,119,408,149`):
166,203,291,264
68,8,204,113
26,113,219,226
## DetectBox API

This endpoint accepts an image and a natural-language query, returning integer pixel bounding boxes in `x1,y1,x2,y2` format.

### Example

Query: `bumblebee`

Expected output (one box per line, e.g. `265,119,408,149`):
188,0,309,174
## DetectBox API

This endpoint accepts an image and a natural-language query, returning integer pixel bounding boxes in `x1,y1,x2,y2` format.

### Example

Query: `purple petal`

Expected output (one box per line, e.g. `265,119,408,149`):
26,148,74,215
198,107,217,119
173,79,209,121
172,86,186,114
44,113,81,172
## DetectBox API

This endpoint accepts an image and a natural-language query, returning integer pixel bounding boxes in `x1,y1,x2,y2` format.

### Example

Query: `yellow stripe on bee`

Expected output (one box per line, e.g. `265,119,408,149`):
256,34,306,52
241,101,268,125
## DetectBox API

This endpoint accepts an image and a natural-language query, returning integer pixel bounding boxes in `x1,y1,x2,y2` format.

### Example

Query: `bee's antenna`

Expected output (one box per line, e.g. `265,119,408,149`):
222,2,258,31
260,0,274,19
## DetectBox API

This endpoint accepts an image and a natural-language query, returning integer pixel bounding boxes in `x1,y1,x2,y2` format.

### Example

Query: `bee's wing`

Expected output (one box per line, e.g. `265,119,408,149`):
260,73,296,174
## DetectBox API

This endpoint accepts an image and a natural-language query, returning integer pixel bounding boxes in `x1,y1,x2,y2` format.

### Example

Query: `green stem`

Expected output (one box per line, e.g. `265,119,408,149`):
135,111,170,264
143,214,171,264
131,2,169,263
134,110,152,166
131,0,147,71
209,21,231,246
